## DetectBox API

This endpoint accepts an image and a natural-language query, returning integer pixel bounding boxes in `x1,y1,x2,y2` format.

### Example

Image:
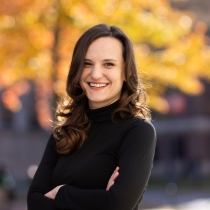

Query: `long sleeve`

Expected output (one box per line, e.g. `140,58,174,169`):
54,120,156,210
27,134,59,210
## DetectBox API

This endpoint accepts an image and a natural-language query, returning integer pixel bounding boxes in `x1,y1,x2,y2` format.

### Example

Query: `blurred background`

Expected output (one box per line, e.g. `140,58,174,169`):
0,0,210,209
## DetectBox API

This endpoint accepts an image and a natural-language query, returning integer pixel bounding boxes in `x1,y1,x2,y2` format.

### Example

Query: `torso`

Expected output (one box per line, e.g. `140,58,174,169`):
52,116,143,189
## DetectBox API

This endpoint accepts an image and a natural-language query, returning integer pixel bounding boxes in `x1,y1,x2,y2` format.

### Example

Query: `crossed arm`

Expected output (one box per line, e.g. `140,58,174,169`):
44,167,120,199
27,121,156,210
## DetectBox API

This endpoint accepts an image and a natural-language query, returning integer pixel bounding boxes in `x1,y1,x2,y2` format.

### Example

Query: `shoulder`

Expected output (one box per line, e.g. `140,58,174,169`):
117,116,156,137
120,118,156,145
125,117,156,134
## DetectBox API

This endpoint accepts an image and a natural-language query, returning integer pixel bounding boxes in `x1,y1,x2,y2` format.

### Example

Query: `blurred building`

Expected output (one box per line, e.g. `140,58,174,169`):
153,81,210,180
152,0,210,181
148,0,210,182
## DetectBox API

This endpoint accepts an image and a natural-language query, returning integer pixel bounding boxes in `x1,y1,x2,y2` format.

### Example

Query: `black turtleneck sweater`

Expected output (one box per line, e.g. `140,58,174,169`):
27,102,156,210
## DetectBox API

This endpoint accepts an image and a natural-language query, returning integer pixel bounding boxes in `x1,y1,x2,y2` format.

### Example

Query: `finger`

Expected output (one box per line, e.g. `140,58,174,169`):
111,171,119,181
106,180,115,191
113,171,119,179
114,167,120,172
111,167,119,178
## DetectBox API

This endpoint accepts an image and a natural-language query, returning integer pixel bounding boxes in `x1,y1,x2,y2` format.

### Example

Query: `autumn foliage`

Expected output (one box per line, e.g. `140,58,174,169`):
0,0,210,121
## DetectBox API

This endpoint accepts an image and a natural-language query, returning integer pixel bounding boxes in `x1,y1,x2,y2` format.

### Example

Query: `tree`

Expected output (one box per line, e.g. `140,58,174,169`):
0,0,209,125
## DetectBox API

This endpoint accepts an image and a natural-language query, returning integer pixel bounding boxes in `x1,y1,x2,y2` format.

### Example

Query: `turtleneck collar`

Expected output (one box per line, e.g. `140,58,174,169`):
86,101,119,123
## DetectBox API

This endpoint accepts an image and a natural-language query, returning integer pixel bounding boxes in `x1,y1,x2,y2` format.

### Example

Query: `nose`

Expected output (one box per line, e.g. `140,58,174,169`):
90,64,103,80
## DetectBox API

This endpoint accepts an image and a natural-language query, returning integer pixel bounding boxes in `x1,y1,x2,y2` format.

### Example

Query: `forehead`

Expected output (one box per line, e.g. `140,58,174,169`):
85,37,123,60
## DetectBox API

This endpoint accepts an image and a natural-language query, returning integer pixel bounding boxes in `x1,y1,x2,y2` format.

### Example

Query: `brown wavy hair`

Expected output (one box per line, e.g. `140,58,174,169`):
53,24,151,154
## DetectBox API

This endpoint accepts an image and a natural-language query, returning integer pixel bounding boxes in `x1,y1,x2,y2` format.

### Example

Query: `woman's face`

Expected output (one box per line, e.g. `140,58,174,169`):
80,37,125,109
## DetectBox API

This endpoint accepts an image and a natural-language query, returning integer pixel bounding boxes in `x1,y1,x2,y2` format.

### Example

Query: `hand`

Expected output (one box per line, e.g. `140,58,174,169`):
44,185,65,199
106,167,119,191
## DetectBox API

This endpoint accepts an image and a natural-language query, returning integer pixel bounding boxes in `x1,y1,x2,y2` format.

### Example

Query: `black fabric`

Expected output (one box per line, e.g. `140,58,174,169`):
27,101,156,210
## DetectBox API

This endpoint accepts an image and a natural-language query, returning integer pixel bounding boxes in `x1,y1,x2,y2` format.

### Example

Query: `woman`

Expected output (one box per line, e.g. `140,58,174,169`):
27,24,156,210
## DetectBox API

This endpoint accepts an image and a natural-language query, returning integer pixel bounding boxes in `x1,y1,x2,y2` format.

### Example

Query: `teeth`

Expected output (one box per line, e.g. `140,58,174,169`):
90,83,107,87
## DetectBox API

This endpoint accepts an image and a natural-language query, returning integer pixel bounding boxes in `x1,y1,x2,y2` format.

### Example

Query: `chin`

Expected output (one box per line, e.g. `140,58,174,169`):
86,95,107,103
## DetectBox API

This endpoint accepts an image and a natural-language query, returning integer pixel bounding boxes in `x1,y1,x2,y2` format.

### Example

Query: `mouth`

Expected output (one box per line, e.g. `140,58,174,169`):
88,83,109,88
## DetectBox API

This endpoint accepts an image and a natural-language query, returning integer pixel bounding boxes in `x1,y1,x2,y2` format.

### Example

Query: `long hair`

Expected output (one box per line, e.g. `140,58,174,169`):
53,24,151,154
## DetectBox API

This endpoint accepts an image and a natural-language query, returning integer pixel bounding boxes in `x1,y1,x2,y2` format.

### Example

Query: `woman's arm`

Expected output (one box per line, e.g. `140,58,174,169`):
53,120,156,210
27,134,59,210
45,166,120,199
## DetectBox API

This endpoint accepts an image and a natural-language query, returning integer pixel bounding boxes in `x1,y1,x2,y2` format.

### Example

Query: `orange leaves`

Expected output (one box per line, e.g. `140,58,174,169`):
28,23,54,49
0,0,209,116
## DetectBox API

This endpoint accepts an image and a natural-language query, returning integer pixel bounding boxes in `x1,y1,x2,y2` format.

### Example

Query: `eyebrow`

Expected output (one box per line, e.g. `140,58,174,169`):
103,59,117,62
84,58,117,62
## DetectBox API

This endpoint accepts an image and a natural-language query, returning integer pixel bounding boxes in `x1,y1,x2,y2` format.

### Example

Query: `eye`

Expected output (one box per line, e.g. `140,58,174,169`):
104,62,114,67
84,61,92,67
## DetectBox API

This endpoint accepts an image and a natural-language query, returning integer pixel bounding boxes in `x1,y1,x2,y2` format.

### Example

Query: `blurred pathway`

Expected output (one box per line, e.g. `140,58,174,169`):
140,188,210,209
1,187,210,209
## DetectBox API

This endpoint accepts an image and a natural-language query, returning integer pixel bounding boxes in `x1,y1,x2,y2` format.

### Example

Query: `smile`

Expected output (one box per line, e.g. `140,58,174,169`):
89,83,108,88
